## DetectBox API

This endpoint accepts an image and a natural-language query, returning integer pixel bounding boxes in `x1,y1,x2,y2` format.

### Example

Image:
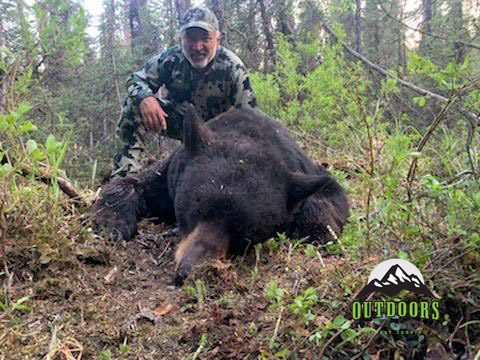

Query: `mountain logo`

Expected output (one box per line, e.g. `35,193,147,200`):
352,259,440,321
356,259,436,299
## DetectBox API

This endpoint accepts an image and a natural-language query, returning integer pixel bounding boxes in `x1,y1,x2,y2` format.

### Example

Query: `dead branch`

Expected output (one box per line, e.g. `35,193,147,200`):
440,170,474,186
465,117,478,180
21,165,86,206
404,80,480,200
405,94,459,201
321,22,480,126
2,158,86,206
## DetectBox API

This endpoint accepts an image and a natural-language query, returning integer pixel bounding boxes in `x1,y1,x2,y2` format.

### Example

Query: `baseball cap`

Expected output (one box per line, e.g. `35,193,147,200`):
180,6,219,33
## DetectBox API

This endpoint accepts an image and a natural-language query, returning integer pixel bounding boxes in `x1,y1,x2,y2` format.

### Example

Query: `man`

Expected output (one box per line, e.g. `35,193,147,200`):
113,6,257,177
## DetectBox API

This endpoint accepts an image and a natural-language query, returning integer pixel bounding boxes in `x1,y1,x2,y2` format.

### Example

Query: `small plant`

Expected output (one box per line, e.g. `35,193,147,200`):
187,334,209,360
0,295,32,314
265,238,280,252
98,349,112,360
289,287,319,324
184,279,207,306
265,281,287,307
119,343,130,355
304,244,317,258
265,232,289,253
217,291,238,309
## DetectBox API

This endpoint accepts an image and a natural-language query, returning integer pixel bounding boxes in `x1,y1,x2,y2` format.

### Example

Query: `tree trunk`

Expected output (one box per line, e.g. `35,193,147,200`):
123,0,132,47
354,0,361,52
105,0,122,120
275,0,294,39
422,0,433,30
174,0,191,23
247,0,259,69
257,0,275,71
418,0,433,55
128,0,142,49
363,0,381,63
450,0,465,63
211,0,227,46
166,0,176,46
395,0,406,73
0,15,5,113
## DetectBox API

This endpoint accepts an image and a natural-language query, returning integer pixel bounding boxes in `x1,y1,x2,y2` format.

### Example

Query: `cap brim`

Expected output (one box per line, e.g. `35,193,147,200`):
180,21,216,33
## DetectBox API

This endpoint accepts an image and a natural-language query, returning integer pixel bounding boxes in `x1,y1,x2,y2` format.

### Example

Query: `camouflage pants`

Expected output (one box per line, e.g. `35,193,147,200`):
113,96,188,177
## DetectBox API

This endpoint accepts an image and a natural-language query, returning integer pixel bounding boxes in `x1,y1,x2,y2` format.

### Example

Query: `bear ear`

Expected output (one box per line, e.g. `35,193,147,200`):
287,172,332,211
183,104,213,154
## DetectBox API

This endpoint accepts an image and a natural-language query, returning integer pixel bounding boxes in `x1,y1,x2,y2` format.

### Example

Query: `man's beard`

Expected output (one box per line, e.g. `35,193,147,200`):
182,44,216,69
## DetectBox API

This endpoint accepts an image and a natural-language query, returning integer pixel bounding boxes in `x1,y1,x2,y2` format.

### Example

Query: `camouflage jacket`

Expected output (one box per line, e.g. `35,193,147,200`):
126,45,257,121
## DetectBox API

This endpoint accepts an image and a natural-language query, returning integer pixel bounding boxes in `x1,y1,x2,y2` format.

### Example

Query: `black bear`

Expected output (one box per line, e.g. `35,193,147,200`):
91,105,349,283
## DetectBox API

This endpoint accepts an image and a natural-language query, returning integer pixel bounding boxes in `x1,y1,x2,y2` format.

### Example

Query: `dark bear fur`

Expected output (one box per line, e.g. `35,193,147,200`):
91,105,349,282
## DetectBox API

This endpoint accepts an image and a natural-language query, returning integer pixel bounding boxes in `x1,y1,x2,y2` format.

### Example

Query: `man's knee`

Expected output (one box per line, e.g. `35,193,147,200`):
117,98,142,144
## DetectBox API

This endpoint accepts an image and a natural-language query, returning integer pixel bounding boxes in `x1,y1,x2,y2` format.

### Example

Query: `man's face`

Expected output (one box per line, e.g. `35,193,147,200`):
181,27,219,69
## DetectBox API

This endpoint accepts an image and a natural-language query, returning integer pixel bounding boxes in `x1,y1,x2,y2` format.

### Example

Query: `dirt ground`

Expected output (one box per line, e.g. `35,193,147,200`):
1,216,479,359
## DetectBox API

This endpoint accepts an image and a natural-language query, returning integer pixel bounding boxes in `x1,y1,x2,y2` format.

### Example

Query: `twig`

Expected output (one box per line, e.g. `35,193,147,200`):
440,170,474,186
351,320,387,360
406,94,459,201
318,327,346,359
44,325,59,360
465,117,479,181
271,307,284,346
0,189,12,304
448,316,465,352
357,95,380,240
431,248,475,277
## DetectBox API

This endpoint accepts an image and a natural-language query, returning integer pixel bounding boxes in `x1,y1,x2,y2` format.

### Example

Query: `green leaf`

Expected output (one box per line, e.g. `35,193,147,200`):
275,348,291,359
333,315,347,326
304,287,318,303
45,134,61,154
119,344,130,354
383,77,400,94
413,96,427,108
0,163,13,177
30,149,45,161
305,244,317,258
20,121,38,134
12,296,32,312
98,350,112,360
418,97,426,107
265,281,286,303
17,102,31,116
26,139,38,154
341,320,352,330
0,114,8,130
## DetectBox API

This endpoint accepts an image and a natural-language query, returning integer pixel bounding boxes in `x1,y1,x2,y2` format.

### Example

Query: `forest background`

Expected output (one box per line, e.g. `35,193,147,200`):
0,0,479,358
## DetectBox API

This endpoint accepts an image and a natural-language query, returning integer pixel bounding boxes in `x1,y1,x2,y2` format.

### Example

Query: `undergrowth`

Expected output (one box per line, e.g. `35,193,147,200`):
0,33,479,359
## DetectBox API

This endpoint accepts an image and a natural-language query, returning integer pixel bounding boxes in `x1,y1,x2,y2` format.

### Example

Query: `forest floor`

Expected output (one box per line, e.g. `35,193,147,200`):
1,136,479,359
1,214,478,359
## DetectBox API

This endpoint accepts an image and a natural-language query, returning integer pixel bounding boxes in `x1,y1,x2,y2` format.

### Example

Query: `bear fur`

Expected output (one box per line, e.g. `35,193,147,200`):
90,105,349,282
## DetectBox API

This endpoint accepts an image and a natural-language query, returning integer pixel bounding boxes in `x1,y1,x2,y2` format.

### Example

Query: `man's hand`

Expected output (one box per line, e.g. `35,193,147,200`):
139,97,168,133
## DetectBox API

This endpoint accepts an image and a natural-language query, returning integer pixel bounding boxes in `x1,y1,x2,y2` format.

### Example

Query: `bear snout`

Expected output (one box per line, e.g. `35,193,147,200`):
174,222,230,284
